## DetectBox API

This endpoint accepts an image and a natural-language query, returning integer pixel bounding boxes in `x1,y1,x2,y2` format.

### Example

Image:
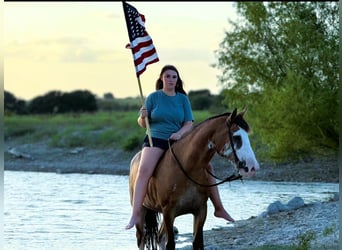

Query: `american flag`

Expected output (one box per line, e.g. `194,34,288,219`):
123,2,159,77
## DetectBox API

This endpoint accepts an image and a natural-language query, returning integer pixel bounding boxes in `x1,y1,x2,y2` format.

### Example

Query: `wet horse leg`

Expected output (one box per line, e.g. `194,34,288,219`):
158,222,166,250
162,212,176,250
192,205,207,250
136,207,147,250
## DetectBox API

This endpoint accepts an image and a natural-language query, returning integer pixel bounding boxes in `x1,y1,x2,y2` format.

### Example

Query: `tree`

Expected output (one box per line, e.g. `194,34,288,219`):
4,91,27,114
28,90,98,114
103,92,114,100
4,91,17,111
188,89,212,110
28,90,63,114
214,2,338,160
60,90,98,113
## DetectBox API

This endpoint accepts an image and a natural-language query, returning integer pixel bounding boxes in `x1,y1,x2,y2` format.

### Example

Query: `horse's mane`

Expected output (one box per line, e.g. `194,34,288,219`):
193,112,250,132
167,111,250,151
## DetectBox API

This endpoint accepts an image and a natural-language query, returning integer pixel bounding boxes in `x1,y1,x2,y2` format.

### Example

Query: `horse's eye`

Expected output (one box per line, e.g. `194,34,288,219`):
232,135,242,149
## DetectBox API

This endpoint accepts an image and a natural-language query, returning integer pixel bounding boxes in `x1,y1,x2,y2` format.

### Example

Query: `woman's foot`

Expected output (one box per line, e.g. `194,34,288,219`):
214,208,235,223
125,215,139,230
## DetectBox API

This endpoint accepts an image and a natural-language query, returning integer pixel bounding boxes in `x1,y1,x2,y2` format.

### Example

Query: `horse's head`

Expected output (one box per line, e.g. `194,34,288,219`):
215,108,260,178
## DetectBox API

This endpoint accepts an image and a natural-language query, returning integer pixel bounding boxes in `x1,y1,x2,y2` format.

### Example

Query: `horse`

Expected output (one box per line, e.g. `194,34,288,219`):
128,108,259,250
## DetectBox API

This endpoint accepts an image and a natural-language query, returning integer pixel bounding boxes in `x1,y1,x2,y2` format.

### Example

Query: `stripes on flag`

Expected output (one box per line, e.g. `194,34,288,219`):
123,2,159,77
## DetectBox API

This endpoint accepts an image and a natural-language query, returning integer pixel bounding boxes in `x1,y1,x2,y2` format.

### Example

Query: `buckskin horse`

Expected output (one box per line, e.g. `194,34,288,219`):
128,108,259,250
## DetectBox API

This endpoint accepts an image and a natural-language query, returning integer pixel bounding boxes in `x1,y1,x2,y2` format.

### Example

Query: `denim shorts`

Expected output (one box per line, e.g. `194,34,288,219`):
142,135,170,150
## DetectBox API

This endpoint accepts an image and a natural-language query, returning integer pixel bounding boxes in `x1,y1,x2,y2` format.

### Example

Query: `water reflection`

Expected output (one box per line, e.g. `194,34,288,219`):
4,171,338,249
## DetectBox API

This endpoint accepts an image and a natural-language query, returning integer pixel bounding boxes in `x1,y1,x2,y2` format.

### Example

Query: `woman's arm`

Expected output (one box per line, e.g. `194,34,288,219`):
169,121,193,140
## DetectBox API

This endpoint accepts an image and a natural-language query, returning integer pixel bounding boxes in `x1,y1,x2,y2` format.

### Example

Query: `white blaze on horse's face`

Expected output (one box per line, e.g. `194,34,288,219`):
233,128,260,177
219,126,259,177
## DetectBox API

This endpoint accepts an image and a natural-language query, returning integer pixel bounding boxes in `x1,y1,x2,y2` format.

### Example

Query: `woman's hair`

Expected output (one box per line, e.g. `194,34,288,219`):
155,65,187,95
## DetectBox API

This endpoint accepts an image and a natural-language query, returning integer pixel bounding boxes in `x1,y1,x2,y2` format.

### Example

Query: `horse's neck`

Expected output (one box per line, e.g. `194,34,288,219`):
170,119,220,167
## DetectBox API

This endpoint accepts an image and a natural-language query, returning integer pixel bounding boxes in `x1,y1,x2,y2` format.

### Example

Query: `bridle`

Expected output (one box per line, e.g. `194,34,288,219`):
168,118,247,187
221,119,249,173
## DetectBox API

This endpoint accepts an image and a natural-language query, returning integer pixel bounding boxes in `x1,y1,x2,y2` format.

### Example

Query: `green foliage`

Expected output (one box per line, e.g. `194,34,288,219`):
295,231,316,250
4,91,27,115
214,2,338,161
50,129,89,148
4,115,58,141
5,112,137,149
252,71,338,160
4,111,219,151
97,96,141,111
323,224,336,237
192,110,214,123
121,132,142,151
28,90,98,114
6,89,226,114
188,89,212,110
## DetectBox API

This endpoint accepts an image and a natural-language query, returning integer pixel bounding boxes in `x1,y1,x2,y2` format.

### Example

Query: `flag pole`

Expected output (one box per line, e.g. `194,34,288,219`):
122,1,157,147
137,76,153,146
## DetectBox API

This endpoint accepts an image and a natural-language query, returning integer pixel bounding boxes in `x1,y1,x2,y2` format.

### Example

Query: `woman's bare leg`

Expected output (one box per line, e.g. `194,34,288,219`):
207,164,235,223
125,147,164,229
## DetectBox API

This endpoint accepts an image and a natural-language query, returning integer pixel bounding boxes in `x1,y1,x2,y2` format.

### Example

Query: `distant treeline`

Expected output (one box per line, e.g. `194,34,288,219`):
4,89,226,115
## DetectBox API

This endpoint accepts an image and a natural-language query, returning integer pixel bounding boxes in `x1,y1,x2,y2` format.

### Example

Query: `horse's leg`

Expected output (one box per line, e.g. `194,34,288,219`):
136,207,146,249
158,220,166,250
162,213,176,250
192,205,207,250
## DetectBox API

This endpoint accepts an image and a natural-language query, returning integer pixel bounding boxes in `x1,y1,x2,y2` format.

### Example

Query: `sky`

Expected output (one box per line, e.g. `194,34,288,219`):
4,1,239,101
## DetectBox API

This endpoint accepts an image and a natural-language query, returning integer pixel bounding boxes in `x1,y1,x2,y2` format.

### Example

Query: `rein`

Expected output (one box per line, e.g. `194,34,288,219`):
168,135,243,188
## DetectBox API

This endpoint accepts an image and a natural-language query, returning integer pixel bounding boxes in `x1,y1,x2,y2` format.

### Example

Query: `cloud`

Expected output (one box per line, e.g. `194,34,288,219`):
160,47,215,63
60,46,98,63
5,36,124,64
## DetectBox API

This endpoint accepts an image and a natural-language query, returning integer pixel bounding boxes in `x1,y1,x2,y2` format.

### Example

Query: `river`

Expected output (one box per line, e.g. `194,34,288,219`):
4,171,338,250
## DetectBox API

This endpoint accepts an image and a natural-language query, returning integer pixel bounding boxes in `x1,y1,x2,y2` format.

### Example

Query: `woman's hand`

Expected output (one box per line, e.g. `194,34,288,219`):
169,121,193,141
139,106,148,119
137,106,148,128
169,132,182,141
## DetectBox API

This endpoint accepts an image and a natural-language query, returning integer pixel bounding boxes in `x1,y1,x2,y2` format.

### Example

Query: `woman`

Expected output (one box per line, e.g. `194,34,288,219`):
126,65,234,230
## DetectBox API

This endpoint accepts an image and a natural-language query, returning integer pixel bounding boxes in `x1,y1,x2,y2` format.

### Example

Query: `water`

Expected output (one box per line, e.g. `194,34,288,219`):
4,171,338,250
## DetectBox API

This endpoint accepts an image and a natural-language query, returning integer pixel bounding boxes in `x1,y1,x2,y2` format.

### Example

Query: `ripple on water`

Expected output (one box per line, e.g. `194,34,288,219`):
4,171,339,249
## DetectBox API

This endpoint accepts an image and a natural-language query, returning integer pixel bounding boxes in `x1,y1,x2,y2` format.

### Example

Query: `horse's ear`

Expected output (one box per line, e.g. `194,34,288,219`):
240,107,248,117
227,108,237,124
232,108,237,117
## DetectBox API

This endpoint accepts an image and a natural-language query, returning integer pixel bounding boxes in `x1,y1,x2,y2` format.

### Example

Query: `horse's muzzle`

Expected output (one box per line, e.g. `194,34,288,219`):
238,160,248,172
238,160,257,178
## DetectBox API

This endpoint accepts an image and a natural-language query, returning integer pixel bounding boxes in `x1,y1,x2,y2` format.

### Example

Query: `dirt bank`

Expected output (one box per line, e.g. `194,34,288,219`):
4,140,339,183
178,199,339,250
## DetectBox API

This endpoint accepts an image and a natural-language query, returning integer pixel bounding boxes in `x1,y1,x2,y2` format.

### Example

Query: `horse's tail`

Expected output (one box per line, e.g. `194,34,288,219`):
144,208,160,250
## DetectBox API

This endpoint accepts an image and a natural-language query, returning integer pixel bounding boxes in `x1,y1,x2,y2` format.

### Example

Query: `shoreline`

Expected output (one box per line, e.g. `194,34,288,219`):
177,199,339,249
4,142,339,183
4,141,340,249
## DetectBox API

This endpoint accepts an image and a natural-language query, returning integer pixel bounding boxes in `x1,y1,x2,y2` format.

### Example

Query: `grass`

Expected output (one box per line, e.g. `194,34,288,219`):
4,110,214,151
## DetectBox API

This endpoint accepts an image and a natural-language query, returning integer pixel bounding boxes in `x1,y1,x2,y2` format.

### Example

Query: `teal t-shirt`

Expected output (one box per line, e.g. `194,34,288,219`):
145,90,194,140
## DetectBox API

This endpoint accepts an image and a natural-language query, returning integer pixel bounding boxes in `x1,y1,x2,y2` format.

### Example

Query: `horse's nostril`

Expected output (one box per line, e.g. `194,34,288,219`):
251,167,255,171
244,167,248,172
239,160,246,169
